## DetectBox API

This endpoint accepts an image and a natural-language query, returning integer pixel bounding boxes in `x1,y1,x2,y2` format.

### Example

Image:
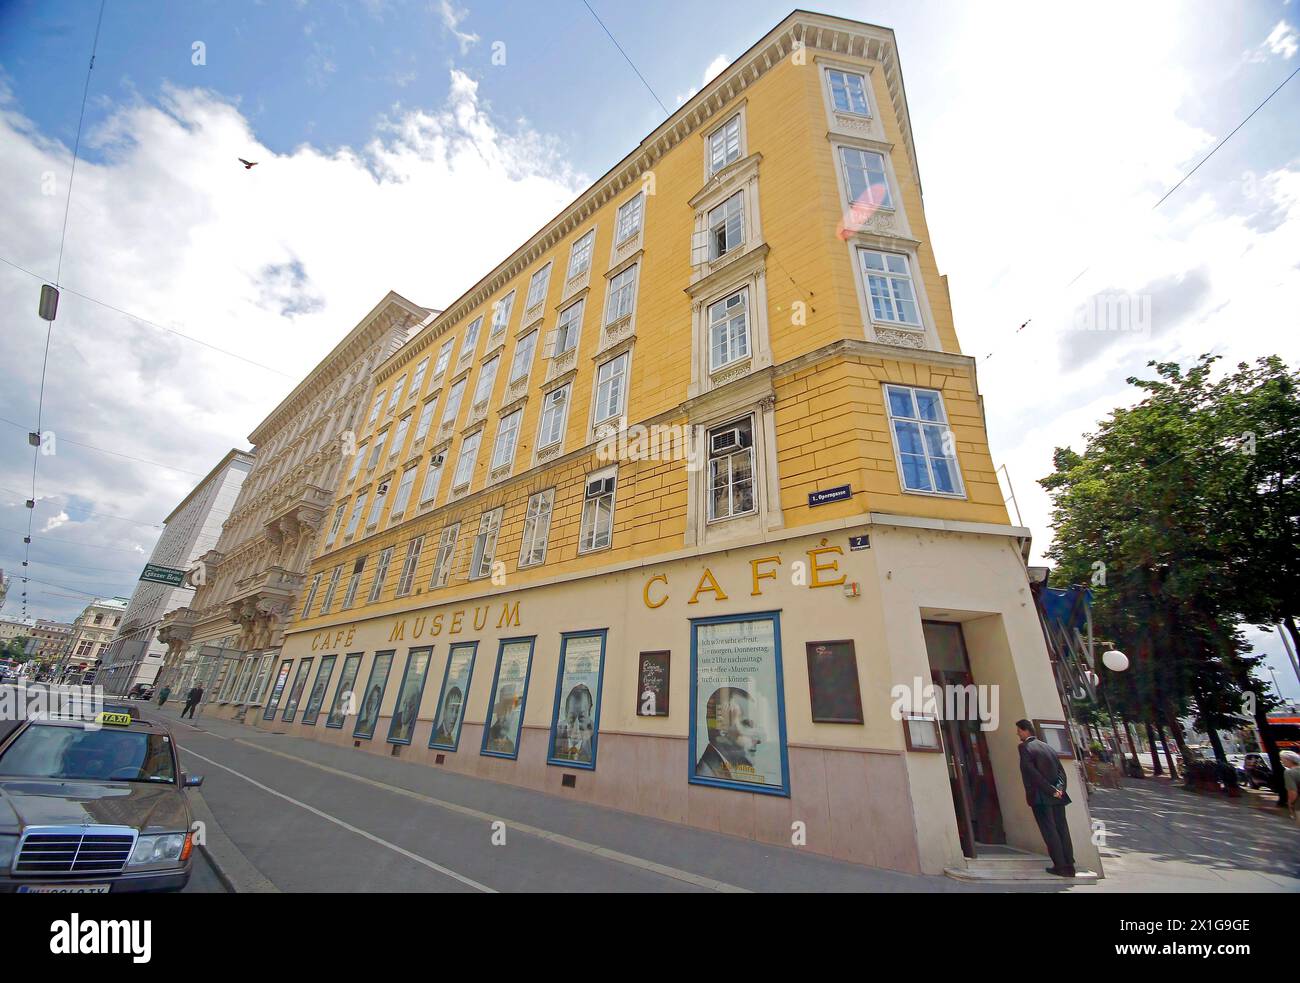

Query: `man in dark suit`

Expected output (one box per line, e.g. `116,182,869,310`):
1017,719,1076,876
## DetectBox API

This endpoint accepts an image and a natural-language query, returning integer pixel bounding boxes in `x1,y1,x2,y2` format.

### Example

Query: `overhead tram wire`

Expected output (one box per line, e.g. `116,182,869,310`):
0,415,209,478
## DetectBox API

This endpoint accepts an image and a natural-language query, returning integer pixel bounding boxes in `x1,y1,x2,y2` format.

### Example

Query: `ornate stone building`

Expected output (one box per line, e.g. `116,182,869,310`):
156,292,433,713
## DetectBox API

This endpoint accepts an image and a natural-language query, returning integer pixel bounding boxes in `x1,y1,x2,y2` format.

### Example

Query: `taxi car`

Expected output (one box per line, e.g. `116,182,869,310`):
0,708,203,893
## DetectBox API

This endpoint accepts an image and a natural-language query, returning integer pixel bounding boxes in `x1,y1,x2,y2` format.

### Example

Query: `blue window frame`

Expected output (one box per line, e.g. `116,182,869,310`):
387,646,433,746
262,659,293,721
429,641,478,752
353,650,396,740
480,636,536,760
546,629,608,771
300,654,337,726
325,653,363,729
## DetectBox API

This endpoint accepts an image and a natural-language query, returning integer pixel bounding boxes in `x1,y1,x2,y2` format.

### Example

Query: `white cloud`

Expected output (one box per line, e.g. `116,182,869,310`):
1261,20,1298,59
677,53,729,105
437,0,479,54
42,511,70,533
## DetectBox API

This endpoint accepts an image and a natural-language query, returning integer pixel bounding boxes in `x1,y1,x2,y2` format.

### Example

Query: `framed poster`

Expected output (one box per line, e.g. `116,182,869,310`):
301,655,337,726
388,647,433,745
636,650,670,717
805,640,864,723
353,650,395,740
481,637,535,760
262,659,293,720
902,713,942,752
1035,718,1075,758
547,630,607,769
281,657,314,723
326,653,363,729
690,612,789,796
430,642,477,751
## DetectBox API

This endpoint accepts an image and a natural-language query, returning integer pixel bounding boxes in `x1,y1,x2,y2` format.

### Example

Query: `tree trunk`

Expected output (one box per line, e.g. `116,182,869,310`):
1123,719,1143,775
1164,703,1193,775
1145,721,1163,775
1205,723,1229,768
1156,721,1179,779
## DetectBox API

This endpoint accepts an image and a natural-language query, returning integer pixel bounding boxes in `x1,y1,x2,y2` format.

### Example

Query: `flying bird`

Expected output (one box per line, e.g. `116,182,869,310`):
238,158,258,169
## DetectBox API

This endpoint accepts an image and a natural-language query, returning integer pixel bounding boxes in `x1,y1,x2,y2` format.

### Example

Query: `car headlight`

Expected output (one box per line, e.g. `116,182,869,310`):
129,833,188,866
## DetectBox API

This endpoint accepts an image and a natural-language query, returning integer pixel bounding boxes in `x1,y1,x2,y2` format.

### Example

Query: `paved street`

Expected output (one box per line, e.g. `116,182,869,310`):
141,702,1300,894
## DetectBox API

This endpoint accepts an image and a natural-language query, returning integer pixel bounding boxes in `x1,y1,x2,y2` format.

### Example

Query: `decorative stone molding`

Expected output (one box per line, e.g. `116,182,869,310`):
505,375,530,403
561,269,590,301
466,400,489,428
549,346,577,379
521,301,545,330
489,463,512,484
598,314,635,353
710,358,754,388
873,326,928,349
536,442,563,464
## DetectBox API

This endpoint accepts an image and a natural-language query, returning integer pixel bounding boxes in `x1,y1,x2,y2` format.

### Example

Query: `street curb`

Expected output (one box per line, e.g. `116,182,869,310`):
188,781,280,893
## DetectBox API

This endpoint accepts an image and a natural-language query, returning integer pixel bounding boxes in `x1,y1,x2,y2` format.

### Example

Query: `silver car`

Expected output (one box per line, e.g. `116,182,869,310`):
0,713,203,893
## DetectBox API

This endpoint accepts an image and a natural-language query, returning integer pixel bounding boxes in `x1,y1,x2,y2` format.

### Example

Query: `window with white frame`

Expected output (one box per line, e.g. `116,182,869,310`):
341,555,366,609
594,352,628,423
434,337,455,377
473,356,500,409
409,357,429,396
469,508,502,580
318,565,343,615
396,536,423,597
708,289,750,371
858,249,920,325
827,68,870,116
707,417,756,521
325,503,346,547
615,193,643,244
391,465,417,517
490,290,515,336
440,377,466,427
555,299,583,355
462,316,483,353
367,431,388,470
348,443,367,482
389,414,411,457
367,478,391,528
386,377,406,413
567,229,594,280
367,547,394,603
579,469,616,552
301,572,322,617
430,523,459,587
419,455,444,505
367,393,385,425
452,431,481,489
839,147,893,209
525,262,552,310
605,264,638,324
537,385,569,448
510,330,537,383
708,114,742,175
345,492,368,538
708,192,744,261
491,410,522,470
518,488,554,567
415,399,436,441
884,384,964,496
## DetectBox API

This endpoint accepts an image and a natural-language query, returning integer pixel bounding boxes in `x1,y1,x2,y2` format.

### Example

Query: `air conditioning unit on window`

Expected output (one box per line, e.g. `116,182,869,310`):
430,454,445,467
376,481,390,495
551,388,566,403
710,427,750,454
585,476,615,499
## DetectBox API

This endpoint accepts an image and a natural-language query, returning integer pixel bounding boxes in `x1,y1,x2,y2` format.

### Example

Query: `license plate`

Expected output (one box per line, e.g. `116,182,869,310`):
17,883,111,893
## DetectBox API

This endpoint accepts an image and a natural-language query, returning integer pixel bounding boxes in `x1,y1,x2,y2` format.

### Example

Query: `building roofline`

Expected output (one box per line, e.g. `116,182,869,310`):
162,448,255,526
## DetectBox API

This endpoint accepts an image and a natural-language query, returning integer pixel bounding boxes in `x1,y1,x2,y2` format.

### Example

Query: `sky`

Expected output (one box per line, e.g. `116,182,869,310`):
0,0,1297,700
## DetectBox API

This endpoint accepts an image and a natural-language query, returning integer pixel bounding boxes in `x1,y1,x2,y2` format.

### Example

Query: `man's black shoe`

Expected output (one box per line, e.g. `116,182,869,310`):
1046,866,1071,876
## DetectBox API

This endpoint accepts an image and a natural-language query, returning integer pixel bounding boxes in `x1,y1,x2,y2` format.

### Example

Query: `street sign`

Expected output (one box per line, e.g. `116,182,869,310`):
808,485,852,507
139,563,186,587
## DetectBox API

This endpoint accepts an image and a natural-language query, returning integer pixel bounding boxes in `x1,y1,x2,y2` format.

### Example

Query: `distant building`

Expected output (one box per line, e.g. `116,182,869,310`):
98,449,254,694
29,620,74,663
58,598,129,678
0,618,34,643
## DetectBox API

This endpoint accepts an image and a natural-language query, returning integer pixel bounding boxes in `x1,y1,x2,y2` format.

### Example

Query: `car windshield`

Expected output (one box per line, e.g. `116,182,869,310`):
0,725,176,783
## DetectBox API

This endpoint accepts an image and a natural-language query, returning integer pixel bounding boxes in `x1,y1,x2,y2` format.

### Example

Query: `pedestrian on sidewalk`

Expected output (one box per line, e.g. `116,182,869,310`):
1281,750,1300,821
157,685,170,707
180,685,203,720
1017,719,1076,877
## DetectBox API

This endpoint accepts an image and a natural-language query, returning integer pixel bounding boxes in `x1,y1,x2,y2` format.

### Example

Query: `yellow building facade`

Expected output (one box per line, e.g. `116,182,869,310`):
244,12,1098,878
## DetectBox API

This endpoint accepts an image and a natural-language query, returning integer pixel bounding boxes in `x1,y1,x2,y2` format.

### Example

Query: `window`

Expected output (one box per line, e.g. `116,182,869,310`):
469,508,502,580
396,536,423,597
387,377,406,413
537,385,570,448
707,417,756,521
415,399,436,441
491,410,522,470
510,331,537,383
884,384,964,496
409,357,429,396
708,289,750,370
440,377,467,427
348,442,367,481
605,264,638,324
567,229,595,279
462,317,483,353
858,249,920,325
419,455,444,505
391,465,417,517
345,492,368,538
367,547,394,603
430,523,459,587
341,556,366,610
434,337,456,376
707,114,742,174
452,431,482,489
615,192,643,244
594,353,628,423
526,262,552,310
490,290,515,336
519,489,555,567
367,431,388,470
367,478,391,528
555,300,583,355
325,503,346,547
579,470,616,552
708,192,744,261
827,68,870,116
389,414,411,457
839,147,892,209
318,565,343,615
472,355,500,407
301,573,322,617
367,393,385,425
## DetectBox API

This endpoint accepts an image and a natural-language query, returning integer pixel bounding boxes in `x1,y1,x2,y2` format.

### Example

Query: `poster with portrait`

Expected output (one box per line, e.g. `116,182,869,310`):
430,643,476,751
387,647,432,745
481,638,534,759
281,658,314,723
691,614,789,795
300,655,337,726
636,651,670,717
805,640,864,723
548,631,606,769
262,660,293,720
326,653,363,729
353,650,395,740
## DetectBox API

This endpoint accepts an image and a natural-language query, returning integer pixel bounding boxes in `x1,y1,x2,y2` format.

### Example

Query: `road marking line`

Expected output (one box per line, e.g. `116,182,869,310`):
180,747,496,894
221,736,748,893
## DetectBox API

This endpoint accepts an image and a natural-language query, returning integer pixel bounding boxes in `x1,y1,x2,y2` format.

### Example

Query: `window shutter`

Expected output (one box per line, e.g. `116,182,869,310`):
542,329,557,359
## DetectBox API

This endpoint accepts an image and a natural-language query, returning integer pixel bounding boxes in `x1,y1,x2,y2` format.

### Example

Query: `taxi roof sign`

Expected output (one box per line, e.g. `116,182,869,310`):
97,711,133,726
